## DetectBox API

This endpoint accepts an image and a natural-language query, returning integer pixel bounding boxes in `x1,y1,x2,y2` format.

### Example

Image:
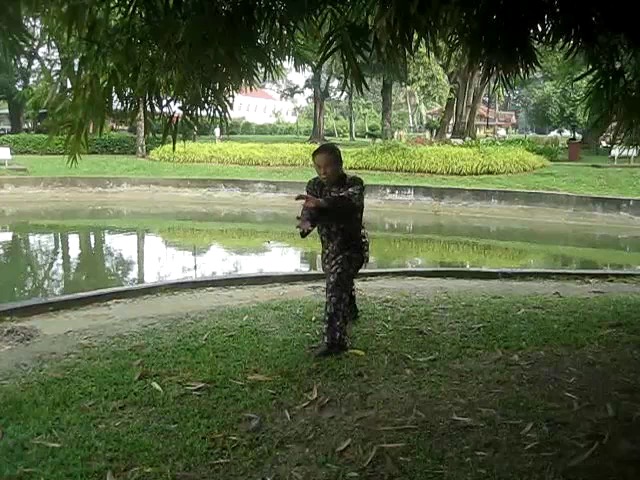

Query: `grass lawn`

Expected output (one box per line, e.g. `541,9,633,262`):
1,293,639,479
9,154,640,198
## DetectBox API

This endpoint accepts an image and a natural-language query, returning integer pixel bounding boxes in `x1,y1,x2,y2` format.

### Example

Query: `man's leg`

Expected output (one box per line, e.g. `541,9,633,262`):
348,278,358,323
348,251,365,323
321,256,354,353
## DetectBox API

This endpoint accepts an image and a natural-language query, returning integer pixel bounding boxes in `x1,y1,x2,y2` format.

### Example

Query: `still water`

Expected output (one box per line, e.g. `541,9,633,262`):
2,199,640,304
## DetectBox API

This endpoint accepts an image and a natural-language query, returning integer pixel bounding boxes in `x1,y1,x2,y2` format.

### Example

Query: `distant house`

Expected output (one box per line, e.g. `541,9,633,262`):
425,104,518,136
474,105,517,135
229,88,297,124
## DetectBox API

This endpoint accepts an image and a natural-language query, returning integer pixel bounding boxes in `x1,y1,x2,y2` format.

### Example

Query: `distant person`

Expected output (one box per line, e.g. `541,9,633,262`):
296,143,369,357
214,125,221,143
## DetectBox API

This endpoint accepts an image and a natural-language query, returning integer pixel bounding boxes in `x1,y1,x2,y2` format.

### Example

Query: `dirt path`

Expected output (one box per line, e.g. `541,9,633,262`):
1,277,639,375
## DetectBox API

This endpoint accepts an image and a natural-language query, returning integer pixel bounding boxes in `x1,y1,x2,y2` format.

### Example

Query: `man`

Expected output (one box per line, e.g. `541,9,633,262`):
296,143,369,357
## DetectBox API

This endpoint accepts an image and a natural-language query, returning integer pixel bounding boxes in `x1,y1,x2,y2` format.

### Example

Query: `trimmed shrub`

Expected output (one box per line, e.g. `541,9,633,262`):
149,141,549,176
0,133,162,155
471,137,561,162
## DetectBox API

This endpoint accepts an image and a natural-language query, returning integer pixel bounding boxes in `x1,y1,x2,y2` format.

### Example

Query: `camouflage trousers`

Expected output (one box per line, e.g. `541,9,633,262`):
322,250,365,349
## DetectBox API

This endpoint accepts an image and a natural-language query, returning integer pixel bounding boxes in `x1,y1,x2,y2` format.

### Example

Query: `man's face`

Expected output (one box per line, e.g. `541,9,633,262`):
313,153,342,184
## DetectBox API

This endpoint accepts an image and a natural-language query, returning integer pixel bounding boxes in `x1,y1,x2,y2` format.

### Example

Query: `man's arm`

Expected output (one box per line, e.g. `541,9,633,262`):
298,179,320,238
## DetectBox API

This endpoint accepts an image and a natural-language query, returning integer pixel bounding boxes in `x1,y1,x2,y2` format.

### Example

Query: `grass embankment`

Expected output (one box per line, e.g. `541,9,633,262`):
11,155,640,198
1,293,639,479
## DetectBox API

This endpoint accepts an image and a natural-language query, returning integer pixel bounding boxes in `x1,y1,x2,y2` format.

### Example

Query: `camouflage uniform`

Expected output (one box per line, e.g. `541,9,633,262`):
299,174,369,349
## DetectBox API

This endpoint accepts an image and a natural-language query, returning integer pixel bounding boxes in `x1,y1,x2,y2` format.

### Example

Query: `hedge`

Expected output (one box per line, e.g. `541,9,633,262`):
0,133,162,155
149,141,549,175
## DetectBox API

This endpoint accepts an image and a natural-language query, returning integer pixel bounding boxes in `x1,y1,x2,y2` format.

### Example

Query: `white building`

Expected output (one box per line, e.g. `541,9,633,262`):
229,88,297,124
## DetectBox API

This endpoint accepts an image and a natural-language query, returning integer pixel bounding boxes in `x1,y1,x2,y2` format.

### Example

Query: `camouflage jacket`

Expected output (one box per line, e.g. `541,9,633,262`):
299,174,369,259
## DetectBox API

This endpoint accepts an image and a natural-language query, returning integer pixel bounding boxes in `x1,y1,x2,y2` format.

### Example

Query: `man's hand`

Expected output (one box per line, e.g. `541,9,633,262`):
295,194,325,209
296,216,313,234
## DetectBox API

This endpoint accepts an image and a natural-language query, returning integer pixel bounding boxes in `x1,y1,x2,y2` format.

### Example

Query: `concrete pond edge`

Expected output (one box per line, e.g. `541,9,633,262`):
1,176,639,217
1,268,639,319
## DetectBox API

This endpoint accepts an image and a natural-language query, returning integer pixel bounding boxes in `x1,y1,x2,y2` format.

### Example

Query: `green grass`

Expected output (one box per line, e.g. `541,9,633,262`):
1,293,640,479
10,154,640,198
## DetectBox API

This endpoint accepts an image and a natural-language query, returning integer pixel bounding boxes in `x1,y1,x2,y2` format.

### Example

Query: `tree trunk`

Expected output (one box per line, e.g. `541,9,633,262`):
137,230,145,284
381,76,393,140
435,94,455,140
406,88,414,131
8,96,25,133
464,72,490,139
451,66,474,138
309,69,326,143
61,232,70,290
582,113,611,151
135,99,146,158
348,89,355,141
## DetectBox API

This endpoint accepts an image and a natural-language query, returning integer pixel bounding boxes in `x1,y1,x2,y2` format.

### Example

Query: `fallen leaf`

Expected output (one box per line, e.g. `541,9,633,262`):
247,374,272,382
336,438,352,453
184,382,208,391
475,451,488,457
307,383,318,401
606,403,615,417
417,355,438,362
212,459,231,465
31,440,62,448
317,397,331,409
150,381,163,393
524,442,539,451
348,349,366,356
201,332,211,342
378,425,418,431
363,446,378,467
243,315,249,321
564,391,579,400
451,413,473,423
520,422,534,435
296,399,313,410
229,379,245,386
106,471,115,480
378,443,407,449
284,409,291,421
568,442,599,467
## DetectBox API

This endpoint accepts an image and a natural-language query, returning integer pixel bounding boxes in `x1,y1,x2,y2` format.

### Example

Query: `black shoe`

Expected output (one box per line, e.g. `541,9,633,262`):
314,344,348,358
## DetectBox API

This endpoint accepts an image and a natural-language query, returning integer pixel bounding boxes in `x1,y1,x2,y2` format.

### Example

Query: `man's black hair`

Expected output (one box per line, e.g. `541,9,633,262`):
312,142,343,168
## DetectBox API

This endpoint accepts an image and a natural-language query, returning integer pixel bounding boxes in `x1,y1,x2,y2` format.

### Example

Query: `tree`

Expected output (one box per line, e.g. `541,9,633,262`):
7,0,640,154
515,48,588,135
293,15,342,143
0,17,47,133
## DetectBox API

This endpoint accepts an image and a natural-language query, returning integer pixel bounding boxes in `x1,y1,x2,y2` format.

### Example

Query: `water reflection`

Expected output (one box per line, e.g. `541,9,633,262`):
1,204,639,304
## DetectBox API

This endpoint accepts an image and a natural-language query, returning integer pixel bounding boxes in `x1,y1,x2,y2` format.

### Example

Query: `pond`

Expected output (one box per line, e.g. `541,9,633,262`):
1,195,640,304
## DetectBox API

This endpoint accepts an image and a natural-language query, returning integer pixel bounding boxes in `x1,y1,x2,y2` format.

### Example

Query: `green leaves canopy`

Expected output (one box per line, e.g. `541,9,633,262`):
6,0,640,156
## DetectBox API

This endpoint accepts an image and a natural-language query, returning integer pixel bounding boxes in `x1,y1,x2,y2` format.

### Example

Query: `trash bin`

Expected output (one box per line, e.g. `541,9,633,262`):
567,139,581,161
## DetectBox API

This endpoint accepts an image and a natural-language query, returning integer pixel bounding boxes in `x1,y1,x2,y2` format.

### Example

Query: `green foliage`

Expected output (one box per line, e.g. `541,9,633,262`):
0,133,161,155
517,48,589,134
149,141,548,176
471,137,561,162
